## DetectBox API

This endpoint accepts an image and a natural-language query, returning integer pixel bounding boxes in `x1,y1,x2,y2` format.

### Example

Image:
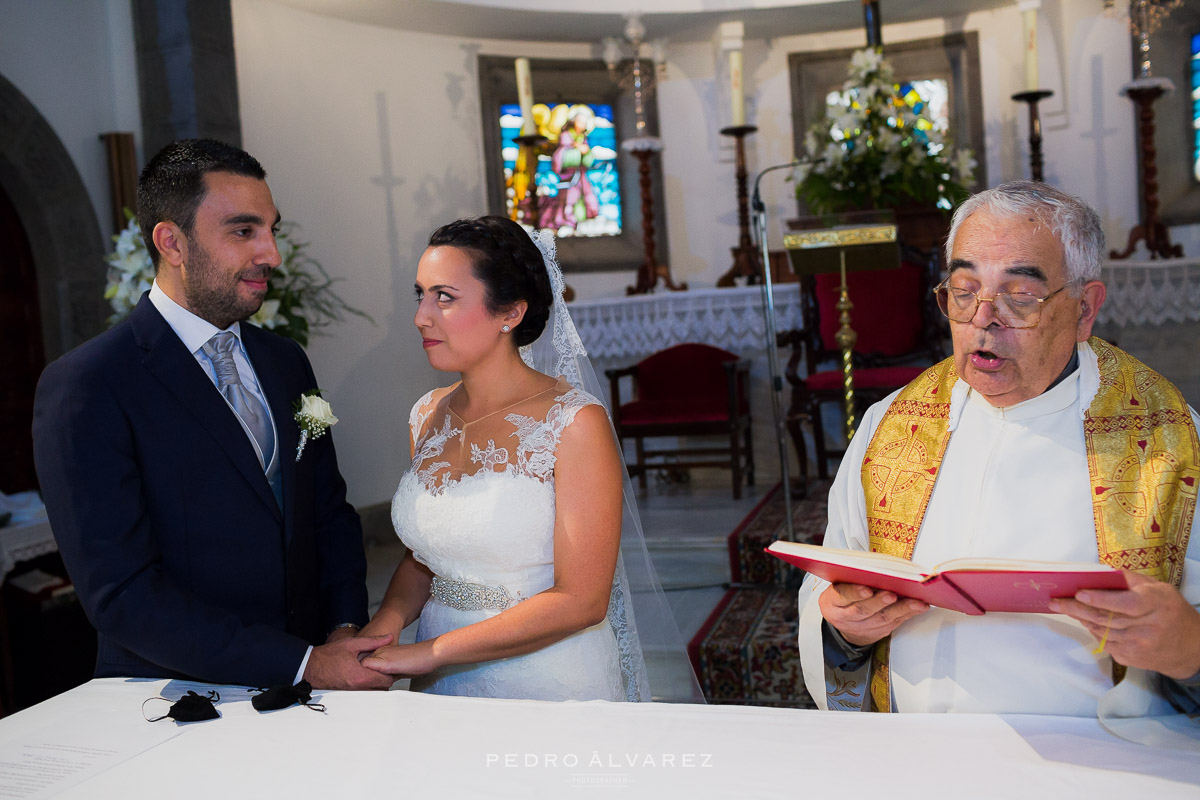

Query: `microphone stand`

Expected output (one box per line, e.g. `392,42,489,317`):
750,161,802,540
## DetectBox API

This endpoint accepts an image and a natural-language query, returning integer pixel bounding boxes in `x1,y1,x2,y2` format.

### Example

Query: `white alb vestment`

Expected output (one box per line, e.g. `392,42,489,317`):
798,342,1200,716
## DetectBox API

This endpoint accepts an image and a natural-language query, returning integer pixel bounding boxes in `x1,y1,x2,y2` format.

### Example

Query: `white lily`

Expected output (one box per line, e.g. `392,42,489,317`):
248,299,286,330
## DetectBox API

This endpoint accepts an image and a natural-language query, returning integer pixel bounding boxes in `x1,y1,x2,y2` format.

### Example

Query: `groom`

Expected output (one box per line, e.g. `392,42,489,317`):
33,139,393,690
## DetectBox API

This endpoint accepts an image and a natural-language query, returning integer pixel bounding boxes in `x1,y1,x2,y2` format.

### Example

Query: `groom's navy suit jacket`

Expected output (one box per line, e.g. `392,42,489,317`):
33,295,368,687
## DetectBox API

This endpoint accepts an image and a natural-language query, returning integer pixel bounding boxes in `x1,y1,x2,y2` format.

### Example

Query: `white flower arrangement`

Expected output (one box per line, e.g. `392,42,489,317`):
103,212,370,346
794,47,976,216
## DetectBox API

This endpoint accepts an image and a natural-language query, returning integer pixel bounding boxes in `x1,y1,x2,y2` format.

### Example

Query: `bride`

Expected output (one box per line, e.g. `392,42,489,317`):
361,216,688,701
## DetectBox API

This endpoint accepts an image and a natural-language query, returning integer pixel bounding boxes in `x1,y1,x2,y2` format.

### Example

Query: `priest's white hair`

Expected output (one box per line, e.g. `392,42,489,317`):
945,180,1104,291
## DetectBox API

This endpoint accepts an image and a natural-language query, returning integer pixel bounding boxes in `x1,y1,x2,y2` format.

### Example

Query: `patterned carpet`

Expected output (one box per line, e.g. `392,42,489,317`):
688,481,830,708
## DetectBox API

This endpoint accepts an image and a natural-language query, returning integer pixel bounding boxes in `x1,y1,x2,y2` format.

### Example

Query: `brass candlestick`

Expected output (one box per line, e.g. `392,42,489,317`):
512,133,550,228
834,251,857,441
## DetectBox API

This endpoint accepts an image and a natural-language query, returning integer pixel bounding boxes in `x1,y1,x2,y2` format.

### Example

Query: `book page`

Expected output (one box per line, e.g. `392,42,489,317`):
766,541,932,581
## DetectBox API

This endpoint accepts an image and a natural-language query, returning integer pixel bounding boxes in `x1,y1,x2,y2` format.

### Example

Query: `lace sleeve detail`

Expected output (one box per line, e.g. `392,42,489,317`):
409,389,436,441
548,387,602,435
504,387,605,482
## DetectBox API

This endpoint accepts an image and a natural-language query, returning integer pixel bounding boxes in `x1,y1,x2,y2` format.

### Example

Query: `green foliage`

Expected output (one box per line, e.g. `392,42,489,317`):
103,215,371,347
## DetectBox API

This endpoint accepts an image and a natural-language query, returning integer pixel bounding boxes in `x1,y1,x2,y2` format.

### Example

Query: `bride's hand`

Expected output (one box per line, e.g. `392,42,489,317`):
361,640,439,676
358,609,406,644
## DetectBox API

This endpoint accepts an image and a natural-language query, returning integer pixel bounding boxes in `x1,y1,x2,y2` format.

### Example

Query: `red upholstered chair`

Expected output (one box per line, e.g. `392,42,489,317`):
782,250,946,480
606,343,754,499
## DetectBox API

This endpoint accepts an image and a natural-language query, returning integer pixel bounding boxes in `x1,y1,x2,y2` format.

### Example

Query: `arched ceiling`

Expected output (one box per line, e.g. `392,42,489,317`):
267,0,1014,43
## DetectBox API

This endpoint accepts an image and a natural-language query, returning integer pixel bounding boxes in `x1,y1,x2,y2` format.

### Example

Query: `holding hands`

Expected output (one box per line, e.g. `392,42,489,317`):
356,608,440,679
303,629,397,690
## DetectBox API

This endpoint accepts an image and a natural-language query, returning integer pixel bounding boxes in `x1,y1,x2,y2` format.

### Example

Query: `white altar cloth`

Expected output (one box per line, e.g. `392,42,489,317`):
0,678,1196,798
570,284,803,361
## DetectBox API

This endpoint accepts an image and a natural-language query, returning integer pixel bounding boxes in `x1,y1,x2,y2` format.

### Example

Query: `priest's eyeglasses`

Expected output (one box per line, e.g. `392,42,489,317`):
933,279,1069,329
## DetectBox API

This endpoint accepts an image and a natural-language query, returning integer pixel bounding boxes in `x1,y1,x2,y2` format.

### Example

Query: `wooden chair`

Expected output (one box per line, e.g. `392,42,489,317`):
606,343,754,499
782,248,947,480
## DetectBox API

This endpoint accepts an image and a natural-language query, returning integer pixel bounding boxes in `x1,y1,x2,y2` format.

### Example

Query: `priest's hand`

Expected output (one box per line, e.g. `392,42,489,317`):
1049,572,1200,680
819,583,929,647
304,633,397,690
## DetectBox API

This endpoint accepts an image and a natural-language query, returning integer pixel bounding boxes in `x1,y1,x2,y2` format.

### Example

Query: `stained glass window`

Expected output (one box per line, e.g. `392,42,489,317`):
1192,33,1199,183
500,102,622,237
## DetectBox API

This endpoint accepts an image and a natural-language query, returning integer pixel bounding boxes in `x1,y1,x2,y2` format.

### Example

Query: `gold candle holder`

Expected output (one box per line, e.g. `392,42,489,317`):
834,251,857,440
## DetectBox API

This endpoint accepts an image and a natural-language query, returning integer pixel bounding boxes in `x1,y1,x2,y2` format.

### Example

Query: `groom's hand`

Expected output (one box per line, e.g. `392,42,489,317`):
326,625,361,645
304,633,397,690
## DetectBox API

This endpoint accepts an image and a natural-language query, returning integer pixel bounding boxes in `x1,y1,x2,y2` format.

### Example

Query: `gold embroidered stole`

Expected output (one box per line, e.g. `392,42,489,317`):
861,338,1197,713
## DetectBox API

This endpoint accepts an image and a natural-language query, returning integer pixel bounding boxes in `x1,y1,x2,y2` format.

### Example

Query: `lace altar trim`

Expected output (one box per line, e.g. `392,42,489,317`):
568,284,804,360
1098,258,1200,327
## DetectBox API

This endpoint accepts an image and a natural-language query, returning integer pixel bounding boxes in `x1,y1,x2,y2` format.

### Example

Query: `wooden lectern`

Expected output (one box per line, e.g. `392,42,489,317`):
783,210,899,442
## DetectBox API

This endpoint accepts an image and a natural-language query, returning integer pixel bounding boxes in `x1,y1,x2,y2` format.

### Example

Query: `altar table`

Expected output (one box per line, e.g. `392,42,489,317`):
570,284,803,361
1097,257,1200,327
0,678,1196,798
1094,257,1200,406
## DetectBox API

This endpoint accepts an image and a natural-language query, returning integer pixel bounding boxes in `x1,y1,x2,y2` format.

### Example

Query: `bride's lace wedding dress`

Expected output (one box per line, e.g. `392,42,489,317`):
391,377,634,701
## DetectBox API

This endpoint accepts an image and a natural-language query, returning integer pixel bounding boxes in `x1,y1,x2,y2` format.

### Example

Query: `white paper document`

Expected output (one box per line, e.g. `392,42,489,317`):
0,721,182,799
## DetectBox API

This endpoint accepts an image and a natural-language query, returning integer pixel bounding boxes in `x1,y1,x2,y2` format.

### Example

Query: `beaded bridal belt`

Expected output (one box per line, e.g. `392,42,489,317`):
430,576,526,611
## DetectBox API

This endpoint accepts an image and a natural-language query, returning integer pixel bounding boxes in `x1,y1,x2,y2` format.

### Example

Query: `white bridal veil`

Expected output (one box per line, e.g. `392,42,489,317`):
521,228,705,703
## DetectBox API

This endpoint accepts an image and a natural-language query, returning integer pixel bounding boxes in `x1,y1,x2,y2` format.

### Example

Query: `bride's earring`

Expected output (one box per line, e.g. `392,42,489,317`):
501,325,511,333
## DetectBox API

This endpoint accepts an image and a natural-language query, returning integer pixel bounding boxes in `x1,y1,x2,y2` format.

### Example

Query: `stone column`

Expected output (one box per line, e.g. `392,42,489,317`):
132,0,241,157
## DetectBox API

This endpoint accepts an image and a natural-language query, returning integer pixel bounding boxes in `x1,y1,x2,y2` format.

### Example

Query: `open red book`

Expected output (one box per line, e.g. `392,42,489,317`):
766,541,1128,615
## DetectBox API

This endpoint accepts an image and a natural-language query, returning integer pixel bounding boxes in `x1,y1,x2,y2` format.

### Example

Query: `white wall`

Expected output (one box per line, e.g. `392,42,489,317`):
746,3,1142,253
231,0,1174,507
233,0,595,506
0,0,142,237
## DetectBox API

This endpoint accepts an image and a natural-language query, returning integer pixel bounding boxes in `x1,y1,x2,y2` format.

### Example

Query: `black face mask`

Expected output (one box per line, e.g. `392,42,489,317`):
250,680,325,713
143,690,221,723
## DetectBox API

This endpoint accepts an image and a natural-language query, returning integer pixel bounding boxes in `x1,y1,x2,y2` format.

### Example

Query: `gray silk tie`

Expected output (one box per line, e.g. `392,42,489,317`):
202,331,275,470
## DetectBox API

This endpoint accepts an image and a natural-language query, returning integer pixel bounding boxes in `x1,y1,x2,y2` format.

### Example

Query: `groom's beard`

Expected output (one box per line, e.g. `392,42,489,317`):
183,240,270,330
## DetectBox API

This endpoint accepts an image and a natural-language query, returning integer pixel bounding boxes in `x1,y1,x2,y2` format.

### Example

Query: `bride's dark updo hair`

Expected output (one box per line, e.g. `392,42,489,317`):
427,216,553,347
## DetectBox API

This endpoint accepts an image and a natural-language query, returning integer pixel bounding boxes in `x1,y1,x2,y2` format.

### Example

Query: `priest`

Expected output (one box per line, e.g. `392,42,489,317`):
797,181,1200,717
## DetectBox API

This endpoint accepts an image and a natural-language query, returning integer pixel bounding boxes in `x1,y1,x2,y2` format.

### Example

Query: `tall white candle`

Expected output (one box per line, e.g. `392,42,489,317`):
1019,2,1040,91
729,49,745,127
514,57,535,134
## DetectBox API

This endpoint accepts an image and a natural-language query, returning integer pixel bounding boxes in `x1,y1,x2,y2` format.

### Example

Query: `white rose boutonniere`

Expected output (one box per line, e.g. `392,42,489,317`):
294,390,339,462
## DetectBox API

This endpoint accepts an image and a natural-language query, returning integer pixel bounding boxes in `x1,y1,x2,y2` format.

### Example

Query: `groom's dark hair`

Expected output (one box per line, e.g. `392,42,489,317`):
136,138,267,270
428,216,553,347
